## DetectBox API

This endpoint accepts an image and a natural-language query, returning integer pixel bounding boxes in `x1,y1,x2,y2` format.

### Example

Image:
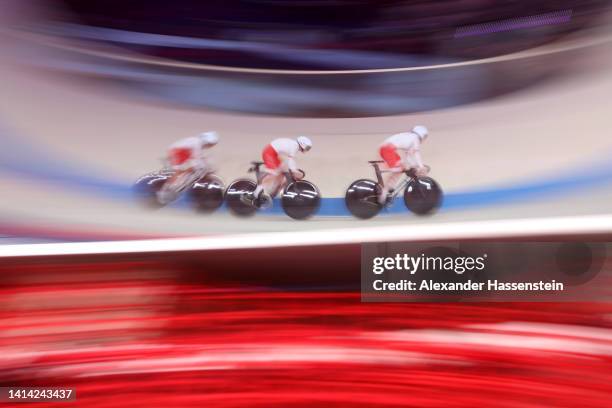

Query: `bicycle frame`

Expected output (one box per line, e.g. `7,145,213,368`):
159,167,211,195
249,162,301,197
369,161,417,204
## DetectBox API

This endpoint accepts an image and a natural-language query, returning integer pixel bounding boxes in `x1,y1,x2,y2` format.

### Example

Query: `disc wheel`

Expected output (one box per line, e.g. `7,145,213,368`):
403,177,443,215
190,174,225,213
281,180,321,220
225,179,258,217
345,179,383,219
133,171,172,208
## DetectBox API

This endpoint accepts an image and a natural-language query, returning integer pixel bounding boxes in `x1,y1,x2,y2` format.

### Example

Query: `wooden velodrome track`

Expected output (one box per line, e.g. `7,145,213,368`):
0,1,611,246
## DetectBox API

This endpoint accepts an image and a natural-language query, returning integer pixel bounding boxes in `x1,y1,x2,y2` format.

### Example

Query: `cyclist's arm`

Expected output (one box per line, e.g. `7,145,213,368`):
410,148,424,169
285,155,298,172
402,137,424,169
185,147,207,171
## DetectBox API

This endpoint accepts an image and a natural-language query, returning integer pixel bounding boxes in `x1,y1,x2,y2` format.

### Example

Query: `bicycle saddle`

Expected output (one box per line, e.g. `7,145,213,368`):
368,160,385,164
248,161,264,173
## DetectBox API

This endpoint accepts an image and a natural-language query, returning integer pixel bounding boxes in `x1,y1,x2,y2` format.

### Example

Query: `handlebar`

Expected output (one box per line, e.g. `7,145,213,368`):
248,161,263,173
405,165,431,177
368,159,431,176
247,162,306,180
285,169,306,181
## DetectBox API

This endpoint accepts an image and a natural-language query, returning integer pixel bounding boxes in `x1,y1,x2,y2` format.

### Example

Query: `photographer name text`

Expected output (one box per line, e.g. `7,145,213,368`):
373,279,564,292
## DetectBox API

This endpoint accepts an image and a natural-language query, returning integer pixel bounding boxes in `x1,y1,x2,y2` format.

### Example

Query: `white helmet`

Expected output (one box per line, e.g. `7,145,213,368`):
296,136,313,152
412,125,428,140
199,131,219,146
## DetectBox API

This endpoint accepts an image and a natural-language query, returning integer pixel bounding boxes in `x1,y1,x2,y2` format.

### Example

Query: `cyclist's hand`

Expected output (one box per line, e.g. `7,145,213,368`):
416,166,430,177
292,169,306,180
193,162,210,173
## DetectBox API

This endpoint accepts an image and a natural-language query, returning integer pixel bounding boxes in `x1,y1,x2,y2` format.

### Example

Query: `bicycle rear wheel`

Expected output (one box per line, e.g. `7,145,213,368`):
133,171,172,208
190,174,225,213
345,179,383,219
225,179,258,217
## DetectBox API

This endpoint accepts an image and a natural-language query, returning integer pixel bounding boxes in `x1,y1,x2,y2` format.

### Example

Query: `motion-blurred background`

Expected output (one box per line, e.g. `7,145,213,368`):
13,0,612,115
2,244,612,407
1,1,612,406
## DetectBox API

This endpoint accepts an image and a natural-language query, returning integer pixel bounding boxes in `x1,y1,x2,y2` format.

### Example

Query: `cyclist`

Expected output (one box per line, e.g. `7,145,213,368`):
245,136,313,208
157,131,219,204
378,125,429,205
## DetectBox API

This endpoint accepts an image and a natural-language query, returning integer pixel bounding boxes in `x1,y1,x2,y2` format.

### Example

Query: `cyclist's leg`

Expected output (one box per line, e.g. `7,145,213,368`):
379,145,403,204
244,172,278,209
253,183,264,199
262,172,283,196
158,168,196,201
157,148,194,204
379,172,403,204
254,145,281,198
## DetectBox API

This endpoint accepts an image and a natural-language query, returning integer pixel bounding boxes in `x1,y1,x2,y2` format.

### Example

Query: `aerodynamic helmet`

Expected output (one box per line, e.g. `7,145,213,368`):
199,131,219,146
412,125,428,140
296,136,313,152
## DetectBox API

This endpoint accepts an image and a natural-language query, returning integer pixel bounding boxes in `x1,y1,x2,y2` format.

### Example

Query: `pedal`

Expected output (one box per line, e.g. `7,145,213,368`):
240,192,256,207
257,194,273,210
384,188,395,207
156,188,178,205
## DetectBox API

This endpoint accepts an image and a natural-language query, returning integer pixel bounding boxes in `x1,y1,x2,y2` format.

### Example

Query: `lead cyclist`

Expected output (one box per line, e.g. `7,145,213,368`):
378,125,430,205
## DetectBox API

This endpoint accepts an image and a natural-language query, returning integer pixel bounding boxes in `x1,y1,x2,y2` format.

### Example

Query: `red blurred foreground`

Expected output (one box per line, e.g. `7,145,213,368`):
1,260,611,407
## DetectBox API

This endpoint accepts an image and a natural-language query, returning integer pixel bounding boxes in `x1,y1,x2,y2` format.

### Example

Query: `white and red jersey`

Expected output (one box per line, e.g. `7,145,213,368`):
380,132,424,169
167,136,210,170
271,138,300,158
264,138,300,171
